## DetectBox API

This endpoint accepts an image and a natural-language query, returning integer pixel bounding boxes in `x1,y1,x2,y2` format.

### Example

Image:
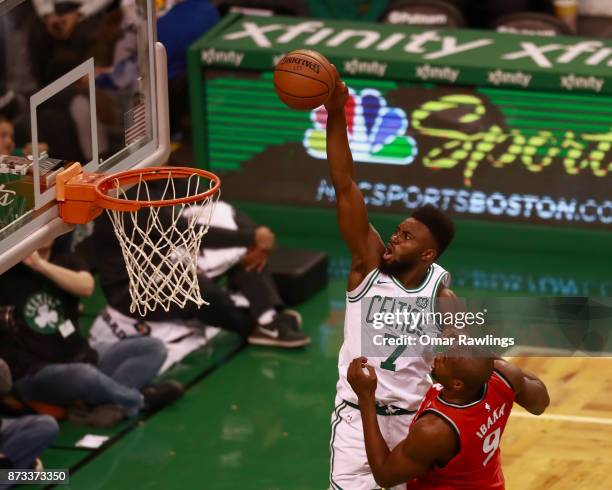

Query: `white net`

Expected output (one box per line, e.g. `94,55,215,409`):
105,171,219,316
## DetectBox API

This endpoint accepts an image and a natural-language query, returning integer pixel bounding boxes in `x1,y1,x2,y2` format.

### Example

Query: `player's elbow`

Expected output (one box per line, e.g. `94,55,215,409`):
532,392,550,416
529,403,548,416
374,475,394,489
372,470,399,489
527,388,550,416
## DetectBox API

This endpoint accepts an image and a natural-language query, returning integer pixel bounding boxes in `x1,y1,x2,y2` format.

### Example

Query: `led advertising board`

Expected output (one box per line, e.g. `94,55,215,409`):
189,14,612,229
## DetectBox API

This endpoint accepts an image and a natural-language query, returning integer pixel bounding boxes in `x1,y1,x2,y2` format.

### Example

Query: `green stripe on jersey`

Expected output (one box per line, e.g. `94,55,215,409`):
347,269,380,303
391,266,434,294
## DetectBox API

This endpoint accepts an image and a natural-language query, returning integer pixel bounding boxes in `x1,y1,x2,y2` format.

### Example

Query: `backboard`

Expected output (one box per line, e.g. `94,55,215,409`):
0,0,169,273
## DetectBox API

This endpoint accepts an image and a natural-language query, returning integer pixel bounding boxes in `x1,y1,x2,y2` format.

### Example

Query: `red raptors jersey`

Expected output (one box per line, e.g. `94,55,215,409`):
406,370,515,490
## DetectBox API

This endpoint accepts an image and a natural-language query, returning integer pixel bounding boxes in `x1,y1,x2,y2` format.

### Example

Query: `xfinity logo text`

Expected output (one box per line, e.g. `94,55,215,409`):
488,69,532,88
201,48,244,67
223,21,494,60
221,20,612,69
560,74,604,92
503,41,610,68
416,64,459,83
344,58,387,77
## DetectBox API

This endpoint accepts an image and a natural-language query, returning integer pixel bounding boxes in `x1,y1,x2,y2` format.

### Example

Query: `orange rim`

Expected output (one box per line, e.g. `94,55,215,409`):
94,166,221,212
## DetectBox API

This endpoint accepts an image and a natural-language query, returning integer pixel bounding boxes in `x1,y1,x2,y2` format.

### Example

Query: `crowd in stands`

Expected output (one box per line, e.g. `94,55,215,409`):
0,0,610,480
1,0,610,159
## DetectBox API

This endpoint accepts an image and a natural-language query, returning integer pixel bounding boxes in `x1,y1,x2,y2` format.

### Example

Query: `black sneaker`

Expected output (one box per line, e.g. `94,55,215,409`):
277,309,302,331
248,316,310,348
141,380,185,412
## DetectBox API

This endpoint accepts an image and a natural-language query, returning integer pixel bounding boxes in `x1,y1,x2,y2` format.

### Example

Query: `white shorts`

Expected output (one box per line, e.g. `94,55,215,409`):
329,396,415,490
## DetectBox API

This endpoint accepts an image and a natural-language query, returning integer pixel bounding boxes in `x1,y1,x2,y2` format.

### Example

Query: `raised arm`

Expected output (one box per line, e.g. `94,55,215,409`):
347,358,457,488
324,70,384,289
23,252,94,298
494,359,550,415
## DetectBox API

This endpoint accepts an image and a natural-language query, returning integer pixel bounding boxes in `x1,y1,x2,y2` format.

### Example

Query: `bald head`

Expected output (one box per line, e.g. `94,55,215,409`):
432,345,494,395
445,355,494,392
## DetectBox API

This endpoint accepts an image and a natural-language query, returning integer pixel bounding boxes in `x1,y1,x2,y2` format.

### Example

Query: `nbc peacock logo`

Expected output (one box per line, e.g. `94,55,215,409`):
303,88,417,165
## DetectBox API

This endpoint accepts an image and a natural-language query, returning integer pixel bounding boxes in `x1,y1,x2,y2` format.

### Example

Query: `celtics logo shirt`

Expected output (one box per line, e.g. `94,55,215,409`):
23,292,65,335
0,254,96,380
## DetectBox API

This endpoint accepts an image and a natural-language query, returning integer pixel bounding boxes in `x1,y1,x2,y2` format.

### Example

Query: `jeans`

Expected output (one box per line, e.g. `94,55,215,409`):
14,337,166,417
0,415,59,489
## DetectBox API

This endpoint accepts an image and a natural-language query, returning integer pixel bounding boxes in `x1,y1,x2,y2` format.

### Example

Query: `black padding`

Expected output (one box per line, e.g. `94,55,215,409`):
215,0,308,17
494,12,573,36
578,15,612,39
380,0,467,28
0,456,13,469
267,247,328,306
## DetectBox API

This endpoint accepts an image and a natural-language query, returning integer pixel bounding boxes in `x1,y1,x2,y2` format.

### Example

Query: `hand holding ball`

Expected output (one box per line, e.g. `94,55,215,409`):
274,49,335,110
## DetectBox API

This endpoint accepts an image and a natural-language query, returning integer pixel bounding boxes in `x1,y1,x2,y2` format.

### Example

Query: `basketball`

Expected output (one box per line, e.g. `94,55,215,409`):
274,49,335,110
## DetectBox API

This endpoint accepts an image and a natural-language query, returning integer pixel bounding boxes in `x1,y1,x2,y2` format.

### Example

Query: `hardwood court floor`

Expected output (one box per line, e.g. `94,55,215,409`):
503,355,612,490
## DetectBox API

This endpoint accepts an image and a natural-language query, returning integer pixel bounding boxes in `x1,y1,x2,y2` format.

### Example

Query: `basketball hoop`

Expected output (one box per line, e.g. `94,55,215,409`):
56,163,221,316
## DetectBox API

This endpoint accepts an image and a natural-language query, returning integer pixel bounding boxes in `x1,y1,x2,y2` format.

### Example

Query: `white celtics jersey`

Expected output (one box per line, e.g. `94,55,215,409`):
336,264,450,410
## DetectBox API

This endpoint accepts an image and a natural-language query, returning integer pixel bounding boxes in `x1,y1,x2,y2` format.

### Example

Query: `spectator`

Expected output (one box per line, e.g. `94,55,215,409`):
92,194,311,348
2,3,37,154
157,0,220,135
76,5,138,160
0,116,50,158
94,0,221,139
0,116,14,155
0,238,184,426
30,0,115,84
1,357,59,487
32,0,113,41
157,0,219,84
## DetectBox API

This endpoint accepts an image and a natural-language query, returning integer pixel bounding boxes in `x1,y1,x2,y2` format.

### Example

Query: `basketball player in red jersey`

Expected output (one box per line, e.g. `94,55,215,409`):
347,347,550,489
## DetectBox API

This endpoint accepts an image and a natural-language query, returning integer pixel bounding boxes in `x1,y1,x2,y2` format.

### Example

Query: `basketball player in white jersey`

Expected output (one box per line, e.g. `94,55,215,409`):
325,69,459,490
